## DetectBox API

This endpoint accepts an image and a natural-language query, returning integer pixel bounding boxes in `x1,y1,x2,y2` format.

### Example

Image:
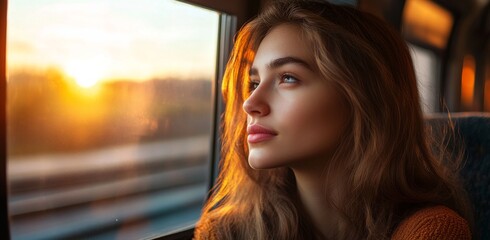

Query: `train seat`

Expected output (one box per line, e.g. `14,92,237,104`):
426,112,490,240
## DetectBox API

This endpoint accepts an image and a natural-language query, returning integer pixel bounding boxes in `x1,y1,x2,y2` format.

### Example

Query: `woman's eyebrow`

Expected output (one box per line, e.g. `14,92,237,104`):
249,67,258,76
268,56,313,70
249,56,313,76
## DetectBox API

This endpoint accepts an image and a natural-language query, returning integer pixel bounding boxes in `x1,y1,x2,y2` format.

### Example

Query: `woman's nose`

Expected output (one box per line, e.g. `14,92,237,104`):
242,87,270,117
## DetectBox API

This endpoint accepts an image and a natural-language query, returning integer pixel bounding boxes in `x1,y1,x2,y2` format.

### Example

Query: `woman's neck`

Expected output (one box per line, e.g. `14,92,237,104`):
292,164,341,239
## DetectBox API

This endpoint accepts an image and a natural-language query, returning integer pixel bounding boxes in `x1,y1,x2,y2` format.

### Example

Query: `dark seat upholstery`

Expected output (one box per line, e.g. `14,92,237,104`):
426,113,490,240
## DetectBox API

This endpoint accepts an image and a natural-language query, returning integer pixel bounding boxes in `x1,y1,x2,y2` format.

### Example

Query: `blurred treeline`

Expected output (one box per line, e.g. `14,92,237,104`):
7,68,213,157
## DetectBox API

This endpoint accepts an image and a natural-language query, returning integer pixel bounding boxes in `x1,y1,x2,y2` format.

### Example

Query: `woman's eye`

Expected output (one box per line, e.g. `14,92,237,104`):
249,81,259,91
281,74,298,84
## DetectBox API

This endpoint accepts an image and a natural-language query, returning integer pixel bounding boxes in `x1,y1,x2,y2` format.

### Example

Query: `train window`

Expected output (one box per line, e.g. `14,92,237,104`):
7,0,219,239
408,43,439,113
402,0,454,113
402,0,453,50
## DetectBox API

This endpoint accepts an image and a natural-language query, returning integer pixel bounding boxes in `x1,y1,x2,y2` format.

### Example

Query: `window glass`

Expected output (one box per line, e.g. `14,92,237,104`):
7,0,218,239
408,43,439,113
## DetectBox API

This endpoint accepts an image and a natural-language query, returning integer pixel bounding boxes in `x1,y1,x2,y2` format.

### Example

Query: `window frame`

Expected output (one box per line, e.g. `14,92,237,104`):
1,0,9,238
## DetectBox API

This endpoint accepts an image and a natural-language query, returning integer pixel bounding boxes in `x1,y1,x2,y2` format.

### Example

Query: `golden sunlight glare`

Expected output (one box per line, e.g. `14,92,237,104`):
65,63,104,88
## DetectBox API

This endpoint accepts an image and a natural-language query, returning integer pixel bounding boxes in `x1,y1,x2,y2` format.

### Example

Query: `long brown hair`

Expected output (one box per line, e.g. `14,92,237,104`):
194,1,471,239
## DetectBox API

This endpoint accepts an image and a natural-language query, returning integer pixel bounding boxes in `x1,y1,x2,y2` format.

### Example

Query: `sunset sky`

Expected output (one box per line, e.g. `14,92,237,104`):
7,0,219,86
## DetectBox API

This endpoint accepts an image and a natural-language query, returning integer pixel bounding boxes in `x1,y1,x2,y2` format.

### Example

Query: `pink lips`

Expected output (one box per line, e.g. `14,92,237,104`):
247,124,278,143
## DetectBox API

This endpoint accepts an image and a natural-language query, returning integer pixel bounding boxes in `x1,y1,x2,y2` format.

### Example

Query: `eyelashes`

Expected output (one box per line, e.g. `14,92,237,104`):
281,74,299,84
248,80,259,92
248,73,299,92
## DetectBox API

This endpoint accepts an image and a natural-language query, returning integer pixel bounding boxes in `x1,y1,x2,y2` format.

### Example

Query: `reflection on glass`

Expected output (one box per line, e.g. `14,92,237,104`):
7,0,218,239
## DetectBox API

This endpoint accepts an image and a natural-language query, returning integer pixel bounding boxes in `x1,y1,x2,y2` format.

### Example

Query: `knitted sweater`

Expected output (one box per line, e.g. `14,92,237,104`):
391,205,471,240
195,205,471,239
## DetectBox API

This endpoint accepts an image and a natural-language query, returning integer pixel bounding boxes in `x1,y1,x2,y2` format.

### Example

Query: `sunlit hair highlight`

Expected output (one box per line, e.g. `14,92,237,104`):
195,1,471,239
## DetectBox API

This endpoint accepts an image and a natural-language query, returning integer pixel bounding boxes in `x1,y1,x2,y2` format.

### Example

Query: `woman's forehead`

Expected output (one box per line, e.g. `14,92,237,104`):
252,24,316,70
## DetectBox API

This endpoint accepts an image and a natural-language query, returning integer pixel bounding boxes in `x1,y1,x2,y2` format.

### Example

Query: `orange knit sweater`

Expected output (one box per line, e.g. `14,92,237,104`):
391,205,471,240
195,205,471,239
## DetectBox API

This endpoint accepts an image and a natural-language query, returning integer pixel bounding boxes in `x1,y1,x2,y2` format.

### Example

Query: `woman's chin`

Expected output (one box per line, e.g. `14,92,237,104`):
248,155,284,170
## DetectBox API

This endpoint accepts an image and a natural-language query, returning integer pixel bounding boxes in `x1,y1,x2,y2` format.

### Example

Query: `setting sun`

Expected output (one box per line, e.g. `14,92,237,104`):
65,63,104,88
72,73,99,88
75,76,98,88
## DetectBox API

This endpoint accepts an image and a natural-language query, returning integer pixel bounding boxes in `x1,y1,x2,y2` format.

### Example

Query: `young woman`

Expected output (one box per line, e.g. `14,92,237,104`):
194,0,473,239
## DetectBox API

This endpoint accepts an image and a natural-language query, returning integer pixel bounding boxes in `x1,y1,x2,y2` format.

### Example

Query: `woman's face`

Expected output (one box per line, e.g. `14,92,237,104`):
243,24,348,170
